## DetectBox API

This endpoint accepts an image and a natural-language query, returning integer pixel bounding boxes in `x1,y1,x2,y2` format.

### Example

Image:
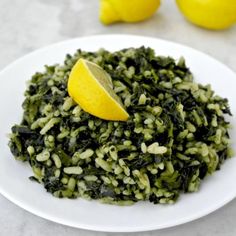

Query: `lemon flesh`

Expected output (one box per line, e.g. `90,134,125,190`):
100,0,161,25
176,0,236,30
67,59,129,121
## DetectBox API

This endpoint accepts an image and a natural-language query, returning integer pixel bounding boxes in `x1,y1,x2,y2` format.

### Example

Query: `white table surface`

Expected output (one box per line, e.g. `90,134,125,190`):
0,0,236,235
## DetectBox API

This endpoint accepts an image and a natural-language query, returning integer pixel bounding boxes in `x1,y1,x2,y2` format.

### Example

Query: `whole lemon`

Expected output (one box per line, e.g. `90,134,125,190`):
100,0,161,25
176,0,236,30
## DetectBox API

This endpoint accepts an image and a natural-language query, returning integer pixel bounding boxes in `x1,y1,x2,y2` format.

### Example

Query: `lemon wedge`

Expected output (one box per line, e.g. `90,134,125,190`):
67,59,129,121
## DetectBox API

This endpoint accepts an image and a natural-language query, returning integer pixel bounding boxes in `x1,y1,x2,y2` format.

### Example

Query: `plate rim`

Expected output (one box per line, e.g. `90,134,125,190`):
0,34,235,77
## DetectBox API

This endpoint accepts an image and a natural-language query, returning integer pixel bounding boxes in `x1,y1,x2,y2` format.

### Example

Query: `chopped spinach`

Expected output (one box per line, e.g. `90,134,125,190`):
8,47,233,205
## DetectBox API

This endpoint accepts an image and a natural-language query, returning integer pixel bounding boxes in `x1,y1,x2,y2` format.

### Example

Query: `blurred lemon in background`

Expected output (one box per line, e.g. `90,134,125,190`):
176,0,236,30
100,0,161,25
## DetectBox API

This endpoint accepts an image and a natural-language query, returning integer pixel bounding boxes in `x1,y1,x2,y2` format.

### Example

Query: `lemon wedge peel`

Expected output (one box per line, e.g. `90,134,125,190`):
68,59,129,121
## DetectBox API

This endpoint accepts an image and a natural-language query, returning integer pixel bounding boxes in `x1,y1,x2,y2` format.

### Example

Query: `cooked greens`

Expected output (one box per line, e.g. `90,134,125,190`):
9,47,232,204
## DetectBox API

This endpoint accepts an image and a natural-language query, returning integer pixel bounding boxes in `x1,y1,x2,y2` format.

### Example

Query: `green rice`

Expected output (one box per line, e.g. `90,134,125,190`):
9,47,233,204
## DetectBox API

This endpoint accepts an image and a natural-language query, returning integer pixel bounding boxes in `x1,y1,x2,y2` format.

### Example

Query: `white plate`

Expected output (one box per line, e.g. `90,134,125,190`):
0,35,236,232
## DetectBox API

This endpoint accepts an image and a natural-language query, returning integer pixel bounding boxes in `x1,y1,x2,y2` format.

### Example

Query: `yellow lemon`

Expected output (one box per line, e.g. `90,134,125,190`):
176,0,236,30
100,0,161,25
67,59,129,121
